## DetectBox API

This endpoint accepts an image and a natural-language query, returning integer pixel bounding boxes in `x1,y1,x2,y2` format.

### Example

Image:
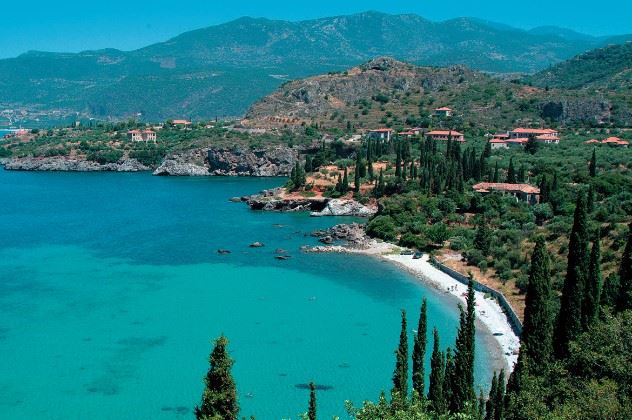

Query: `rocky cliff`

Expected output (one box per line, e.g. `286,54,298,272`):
153,146,299,177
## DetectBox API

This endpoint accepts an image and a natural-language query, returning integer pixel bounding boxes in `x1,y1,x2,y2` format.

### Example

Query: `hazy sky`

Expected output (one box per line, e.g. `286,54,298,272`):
1,0,630,58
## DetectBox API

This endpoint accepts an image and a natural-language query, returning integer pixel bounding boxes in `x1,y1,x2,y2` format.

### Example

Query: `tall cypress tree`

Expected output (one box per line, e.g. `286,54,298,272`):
582,231,602,330
428,328,446,414
412,298,427,398
443,347,455,408
493,162,499,183
617,223,632,311
195,335,239,420
354,162,361,193
494,370,506,420
391,310,408,401
555,192,589,359
589,148,597,177
521,236,554,371
342,167,349,193
485,372,498,420
451,281,476,412
506,157,516,183
474,216,492,256
307,382,316,420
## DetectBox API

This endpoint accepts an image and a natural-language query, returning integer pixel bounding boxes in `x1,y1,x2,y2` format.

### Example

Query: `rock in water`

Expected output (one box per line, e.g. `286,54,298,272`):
249,242,265,248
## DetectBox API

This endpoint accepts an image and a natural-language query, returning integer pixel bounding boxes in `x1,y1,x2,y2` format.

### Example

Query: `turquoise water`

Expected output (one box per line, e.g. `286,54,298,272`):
0,169,493,419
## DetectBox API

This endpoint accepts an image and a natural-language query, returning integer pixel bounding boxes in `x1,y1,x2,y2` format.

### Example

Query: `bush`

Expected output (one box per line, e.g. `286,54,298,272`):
86,149,123,164
366,215,398,242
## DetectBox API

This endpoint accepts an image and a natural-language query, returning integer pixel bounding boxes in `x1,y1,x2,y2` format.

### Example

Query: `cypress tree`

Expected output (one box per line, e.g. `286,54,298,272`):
493,162,499,183
521,236,554,371
335,172,343,193
587,183,595,213
451,281,476,412
342,167,349,193
395,146,402,178
483,141,492,158
555,192,589,359
428,328,446,414
443,347,455,408
485,372,498,420
412,298,427,398
307,382,316,420
582,231,602,330
391,310,408,400
589,148,597,177
367,155,374,179
517,164,526,183
195,335,239,420
616,223,632,311
601,273,621,308
494,370,506,420
478,389,486,420
506,157,516,183
354,163,361,193
304,155,313,173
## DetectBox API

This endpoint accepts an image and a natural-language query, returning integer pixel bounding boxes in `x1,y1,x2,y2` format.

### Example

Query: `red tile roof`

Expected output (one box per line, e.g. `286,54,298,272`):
172,119,191,125
602,136,629,145
489,138,507,144
399,131,416,135
473,182,540,194
505,137,529,144
370,128,394,133
427,130,464,136
512,128,558,134
435,107,453,111
584,139,600,144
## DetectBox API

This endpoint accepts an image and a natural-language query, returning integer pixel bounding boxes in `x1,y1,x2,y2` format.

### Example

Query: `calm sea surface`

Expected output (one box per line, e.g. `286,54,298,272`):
0,169,493,419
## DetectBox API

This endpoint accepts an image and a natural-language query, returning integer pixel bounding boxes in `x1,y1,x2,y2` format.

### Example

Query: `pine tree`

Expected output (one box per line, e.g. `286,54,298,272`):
391,310,408,401
412,298,427,398
506,157,516,183
582,231,602,330
307,382,316,420
428,328,446,414
521,237,554,371
555,192,589,359
589,148,597,177
616,223,632,311
195,335,239,420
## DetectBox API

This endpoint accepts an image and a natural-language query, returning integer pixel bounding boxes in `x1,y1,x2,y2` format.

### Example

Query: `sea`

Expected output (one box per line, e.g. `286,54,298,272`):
0,169,494,419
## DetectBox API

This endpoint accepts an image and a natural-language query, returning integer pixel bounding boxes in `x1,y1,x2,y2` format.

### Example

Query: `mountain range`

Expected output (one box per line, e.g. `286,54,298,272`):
0,11,630,122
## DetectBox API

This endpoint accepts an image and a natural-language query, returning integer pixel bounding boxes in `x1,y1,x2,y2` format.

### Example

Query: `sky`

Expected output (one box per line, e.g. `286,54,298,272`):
1,0,631,58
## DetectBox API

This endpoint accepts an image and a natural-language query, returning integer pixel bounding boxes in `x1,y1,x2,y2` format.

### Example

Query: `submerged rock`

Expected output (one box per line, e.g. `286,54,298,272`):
249,242,265,248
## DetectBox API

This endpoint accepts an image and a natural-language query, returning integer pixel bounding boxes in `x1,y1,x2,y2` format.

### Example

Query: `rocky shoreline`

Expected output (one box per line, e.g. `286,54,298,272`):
302,223,520,373
241,189,376,217
0,156,150,172
1,145,300,177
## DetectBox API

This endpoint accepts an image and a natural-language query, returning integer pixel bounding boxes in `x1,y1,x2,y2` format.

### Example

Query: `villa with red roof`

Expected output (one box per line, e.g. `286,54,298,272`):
171,119,192,127
426,130,465,142
367,128,394,141
398,130,416,139
473,182,540,205
509,128,560,144
601,137,629,147
434,107,453,117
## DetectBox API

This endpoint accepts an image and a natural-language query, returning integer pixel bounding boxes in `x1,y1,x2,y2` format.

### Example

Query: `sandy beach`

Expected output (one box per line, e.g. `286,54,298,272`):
308,238,520,372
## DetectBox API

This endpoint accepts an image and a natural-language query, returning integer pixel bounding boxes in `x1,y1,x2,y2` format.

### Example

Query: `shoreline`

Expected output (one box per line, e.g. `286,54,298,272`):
307,240,520,373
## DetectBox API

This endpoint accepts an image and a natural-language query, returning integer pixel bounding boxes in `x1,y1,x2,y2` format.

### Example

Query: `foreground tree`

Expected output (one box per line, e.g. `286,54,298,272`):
450,281,476,412
521,236,554,371
556,192,589,359
427,328,446,414
412,298,428,398
195,335,239,420
307,382,317,420
617,223,632,312
391,310,408,402
582,231,602,330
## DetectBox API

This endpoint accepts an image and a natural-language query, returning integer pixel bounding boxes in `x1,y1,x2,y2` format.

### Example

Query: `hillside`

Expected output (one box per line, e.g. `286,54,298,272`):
244,57,632,130
0,11,629,124
529,41,632,89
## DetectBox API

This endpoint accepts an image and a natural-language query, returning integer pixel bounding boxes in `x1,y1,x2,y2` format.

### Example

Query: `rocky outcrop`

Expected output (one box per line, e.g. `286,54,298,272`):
152,146,299,177
244,188,328,212
207,146,298,176
153,149,209,176
2,157,149,172
310,199,376,217
311,223,371,247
